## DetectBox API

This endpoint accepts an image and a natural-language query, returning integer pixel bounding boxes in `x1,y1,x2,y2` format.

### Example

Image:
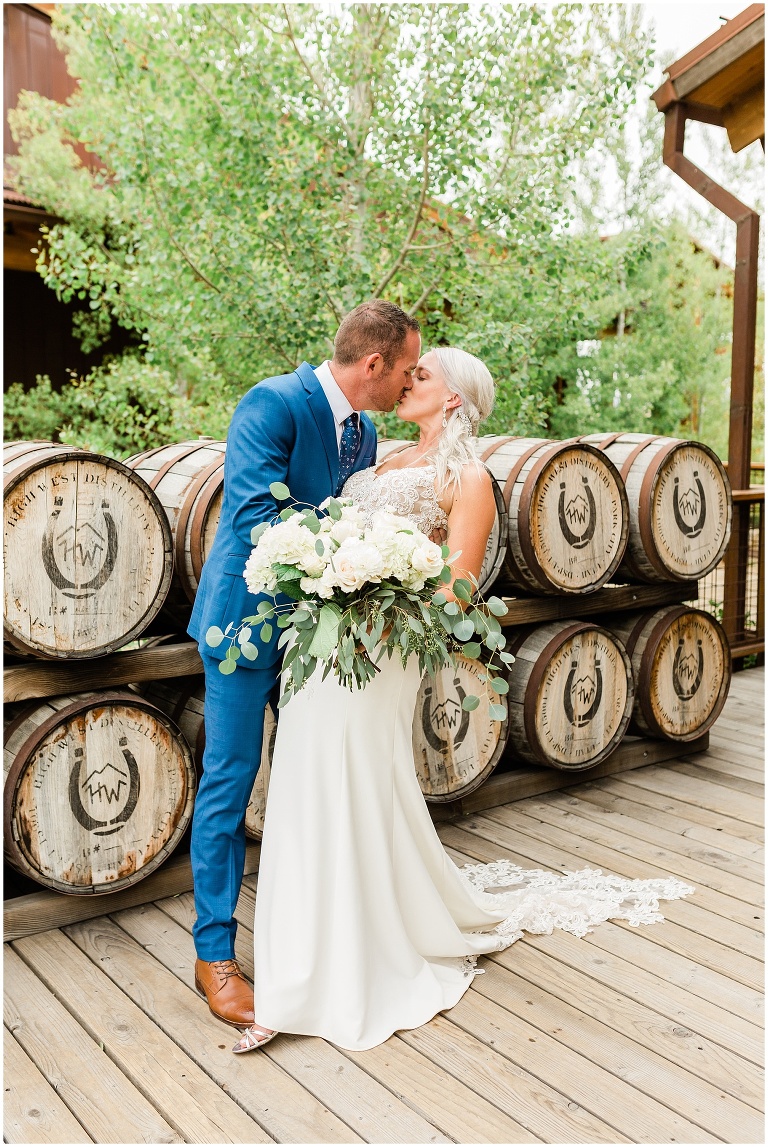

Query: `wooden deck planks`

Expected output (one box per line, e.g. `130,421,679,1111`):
65,914,362,1145
107,904,450,1145
3,666,764,1144
11,929,272,1144
3,1031,93,1144
4,948,180,1145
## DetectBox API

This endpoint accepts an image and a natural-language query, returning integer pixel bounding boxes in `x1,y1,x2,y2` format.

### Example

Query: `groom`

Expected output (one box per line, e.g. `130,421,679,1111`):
188,300,422,1027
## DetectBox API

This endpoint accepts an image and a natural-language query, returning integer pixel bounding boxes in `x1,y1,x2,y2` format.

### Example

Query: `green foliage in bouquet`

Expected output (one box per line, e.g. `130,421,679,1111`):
206,483,513,720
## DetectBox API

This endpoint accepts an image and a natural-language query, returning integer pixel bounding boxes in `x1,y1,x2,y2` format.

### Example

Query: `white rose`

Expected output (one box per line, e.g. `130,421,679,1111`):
332,537,385,591
411,539,444,577
329,517,360,545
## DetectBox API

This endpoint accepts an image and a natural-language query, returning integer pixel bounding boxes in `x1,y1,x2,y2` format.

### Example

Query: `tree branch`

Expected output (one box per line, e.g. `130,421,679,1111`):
280,5,355,146
407,277,440,316
371,8,436,297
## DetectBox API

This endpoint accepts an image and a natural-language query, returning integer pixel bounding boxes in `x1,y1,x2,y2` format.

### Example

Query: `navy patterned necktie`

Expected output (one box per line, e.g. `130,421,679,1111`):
336,412,361,496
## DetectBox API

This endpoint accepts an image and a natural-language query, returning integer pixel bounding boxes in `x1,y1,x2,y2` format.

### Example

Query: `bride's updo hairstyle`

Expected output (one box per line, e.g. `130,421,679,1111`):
430,346,495,493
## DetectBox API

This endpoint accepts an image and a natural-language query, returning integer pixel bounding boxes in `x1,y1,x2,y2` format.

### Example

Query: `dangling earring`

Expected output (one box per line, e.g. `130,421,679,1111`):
441,404,448,429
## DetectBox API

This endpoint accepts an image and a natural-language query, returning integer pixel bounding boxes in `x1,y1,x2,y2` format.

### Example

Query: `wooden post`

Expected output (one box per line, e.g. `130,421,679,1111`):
662,103,760,649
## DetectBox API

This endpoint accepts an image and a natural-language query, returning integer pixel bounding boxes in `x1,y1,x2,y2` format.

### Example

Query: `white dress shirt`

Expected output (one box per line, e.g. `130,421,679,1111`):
314,360,356,449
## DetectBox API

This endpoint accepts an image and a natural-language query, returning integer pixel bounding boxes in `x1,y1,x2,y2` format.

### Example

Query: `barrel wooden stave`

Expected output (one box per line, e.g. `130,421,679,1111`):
124,439,226,616
142,678,272,839
479,436,629,595
606,606,731,741
375,440,508,594
579,434,732,583
3,690,196,894
3,442,173,659
505,621,634,770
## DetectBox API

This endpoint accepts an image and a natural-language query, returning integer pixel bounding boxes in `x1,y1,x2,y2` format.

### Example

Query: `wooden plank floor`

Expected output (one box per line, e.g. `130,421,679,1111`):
4,668,764,1144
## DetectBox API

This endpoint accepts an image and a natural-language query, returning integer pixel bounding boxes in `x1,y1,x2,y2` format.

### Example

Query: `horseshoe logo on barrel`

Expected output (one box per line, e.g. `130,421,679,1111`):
69,738,141,837
673,638,704,700
42,496,118,599
673,472,707,538
558,478,597,549
422,677,471,751
563,658,603,727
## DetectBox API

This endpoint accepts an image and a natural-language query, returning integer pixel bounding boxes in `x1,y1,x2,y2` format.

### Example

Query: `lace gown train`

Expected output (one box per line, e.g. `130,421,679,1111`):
251,465,694,1051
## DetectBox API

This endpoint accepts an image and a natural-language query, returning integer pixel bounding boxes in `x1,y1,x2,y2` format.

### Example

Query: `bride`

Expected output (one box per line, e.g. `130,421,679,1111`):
234,346,693,1053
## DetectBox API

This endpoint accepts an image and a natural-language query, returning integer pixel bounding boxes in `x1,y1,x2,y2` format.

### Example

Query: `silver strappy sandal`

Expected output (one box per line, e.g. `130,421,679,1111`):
231,1023,279,1053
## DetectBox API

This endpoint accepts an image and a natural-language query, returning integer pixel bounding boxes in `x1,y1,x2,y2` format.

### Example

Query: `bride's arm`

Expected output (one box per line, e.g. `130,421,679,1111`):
441,465,496,601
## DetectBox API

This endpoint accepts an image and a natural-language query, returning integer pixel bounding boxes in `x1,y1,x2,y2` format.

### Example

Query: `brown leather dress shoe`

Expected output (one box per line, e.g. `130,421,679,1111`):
194,958,255,1028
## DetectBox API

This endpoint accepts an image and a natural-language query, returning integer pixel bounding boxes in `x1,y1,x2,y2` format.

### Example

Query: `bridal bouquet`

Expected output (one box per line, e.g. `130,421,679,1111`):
206,482,513,718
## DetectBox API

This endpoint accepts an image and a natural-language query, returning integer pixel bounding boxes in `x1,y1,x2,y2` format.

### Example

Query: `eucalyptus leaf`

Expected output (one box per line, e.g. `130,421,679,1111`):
240,641,259,660
237,626,252,645
487,596,508,617
205,625,224,648
453,619,475,641
218,658,237,675
453,579,472,603
462,641,482,658
489,703,507,722
260,623,273,642
462,694,480,711
308,604,341,660
269,481,291,500
250,522,269,546
490,676,509,694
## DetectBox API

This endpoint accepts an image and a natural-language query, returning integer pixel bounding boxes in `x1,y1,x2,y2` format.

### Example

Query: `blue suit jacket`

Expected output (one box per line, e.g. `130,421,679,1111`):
188,361,377,667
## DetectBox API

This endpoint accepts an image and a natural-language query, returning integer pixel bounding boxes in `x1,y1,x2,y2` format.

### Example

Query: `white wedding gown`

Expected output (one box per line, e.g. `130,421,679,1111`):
251,464,693,1051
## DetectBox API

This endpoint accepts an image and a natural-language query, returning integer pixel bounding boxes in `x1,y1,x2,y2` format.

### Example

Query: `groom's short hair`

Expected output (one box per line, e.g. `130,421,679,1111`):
334,300,420,370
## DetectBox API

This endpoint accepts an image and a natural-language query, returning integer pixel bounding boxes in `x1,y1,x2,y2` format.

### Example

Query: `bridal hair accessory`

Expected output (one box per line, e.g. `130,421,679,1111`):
206,481,513,717
456,407,474,434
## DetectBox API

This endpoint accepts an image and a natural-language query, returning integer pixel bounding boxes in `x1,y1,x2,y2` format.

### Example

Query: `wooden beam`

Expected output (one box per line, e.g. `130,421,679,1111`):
3,583,698,704
3,842,261,942
4,641,203,703
428,733,710,821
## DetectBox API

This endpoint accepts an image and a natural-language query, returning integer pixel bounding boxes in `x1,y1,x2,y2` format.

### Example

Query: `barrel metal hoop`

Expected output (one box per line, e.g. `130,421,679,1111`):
175,455,226,602
3,692,192,887
634,605,691,737
3,452,174,658
479,436,516,463
188,468,226,591
520,621,589,766
146,441,221,491
516,440,584,593
637,440,688,580
4,691,145,868
618,435,659,481
580,432,624,450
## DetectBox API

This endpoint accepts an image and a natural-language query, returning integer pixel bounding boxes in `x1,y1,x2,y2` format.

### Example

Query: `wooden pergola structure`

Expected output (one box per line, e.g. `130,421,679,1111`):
652,4,765,660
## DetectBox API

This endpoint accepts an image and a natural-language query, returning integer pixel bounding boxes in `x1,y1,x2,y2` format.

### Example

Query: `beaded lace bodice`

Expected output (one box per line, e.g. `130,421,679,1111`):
342,464,449,537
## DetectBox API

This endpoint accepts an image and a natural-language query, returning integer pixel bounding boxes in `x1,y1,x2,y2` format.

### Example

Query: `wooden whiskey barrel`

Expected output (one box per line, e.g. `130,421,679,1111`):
579,434,732,582
412,655,509,802
479,436,629,594
142,679,274,839
505,621,634,770
3,691,196,894
606,606,731,741
375,440,508,593
3,442,173,659
124,439,226,618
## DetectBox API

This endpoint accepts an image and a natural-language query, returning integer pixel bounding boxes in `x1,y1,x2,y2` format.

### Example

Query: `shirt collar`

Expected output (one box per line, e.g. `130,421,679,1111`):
314,360,355,426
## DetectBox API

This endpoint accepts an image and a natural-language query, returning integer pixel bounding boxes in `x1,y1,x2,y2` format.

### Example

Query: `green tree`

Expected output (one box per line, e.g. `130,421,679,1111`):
7,2,653,437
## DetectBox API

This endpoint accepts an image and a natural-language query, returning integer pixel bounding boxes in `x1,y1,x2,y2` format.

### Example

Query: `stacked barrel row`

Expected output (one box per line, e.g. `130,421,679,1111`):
3,433,733,895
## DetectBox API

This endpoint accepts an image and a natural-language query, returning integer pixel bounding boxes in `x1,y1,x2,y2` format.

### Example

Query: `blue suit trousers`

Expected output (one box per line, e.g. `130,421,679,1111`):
191,651,278,960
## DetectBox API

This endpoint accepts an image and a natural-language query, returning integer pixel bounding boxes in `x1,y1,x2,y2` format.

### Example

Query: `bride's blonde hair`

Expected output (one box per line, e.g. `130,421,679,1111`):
429,347,495,493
